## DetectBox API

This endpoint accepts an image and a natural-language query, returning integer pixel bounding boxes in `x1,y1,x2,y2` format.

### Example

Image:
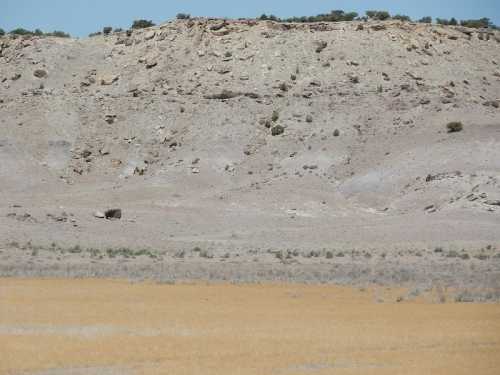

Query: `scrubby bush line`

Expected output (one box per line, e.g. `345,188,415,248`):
1,27,70,38
2,9,496,40
256,10,497,29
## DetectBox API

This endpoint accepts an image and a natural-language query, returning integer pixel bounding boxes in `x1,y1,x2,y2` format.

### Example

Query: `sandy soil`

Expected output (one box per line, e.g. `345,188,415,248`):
1,278,500,375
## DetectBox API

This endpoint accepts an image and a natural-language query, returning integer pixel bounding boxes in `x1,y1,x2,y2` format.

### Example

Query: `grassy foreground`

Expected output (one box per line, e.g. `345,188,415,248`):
1,279,500,375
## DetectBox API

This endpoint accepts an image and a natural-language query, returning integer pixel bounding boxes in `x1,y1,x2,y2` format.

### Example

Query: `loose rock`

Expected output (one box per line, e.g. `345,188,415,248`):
105,209,122,220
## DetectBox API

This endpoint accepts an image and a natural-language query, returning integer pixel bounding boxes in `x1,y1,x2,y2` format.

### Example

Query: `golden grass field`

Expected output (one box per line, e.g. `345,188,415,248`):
1,279,500,375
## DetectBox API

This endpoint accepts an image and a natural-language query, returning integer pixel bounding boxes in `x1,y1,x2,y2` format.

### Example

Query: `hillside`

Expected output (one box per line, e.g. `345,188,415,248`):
1,18,500,289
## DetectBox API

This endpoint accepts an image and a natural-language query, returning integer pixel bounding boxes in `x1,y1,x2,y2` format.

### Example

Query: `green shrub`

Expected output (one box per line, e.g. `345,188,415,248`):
10,28,33,35
366,10,391,21
393,14,412,22
460,18,491,28
103,26,113,35
418,16,432,24
176,13,191,20
0,28,5,36
446,121,463,133
131,19,155,29
281,10,358,23
437,17,458,25
46,30,70,38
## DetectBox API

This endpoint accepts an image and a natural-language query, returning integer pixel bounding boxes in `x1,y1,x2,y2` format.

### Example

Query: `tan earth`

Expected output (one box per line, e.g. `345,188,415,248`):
1,17,500,374
1,278,500,375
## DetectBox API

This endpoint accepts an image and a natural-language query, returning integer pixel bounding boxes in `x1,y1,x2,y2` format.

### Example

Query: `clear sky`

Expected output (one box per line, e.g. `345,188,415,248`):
2,0,499,37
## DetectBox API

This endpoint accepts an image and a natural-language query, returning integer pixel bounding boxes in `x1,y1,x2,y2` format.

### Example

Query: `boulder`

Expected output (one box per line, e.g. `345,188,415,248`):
105,209,122,220
100,75,119,85
271,125,285,136
144,31,156,40
485,200,500,206
33,69,47,78
315,40,328,53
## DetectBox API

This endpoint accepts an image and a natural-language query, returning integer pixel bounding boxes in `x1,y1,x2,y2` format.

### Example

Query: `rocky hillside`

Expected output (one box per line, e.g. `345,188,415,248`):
1,19,500,284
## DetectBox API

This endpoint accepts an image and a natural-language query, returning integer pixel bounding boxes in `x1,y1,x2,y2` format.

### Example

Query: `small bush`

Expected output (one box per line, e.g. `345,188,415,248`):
10,28,33,35
103,26,113,35
258,14,279,21
418,16,432,24
366,10,391,21
0,28,5,36
437,17,458,26
393,14,412,22
271,110,280,122
446,121,463,133
46,30,70,37
131,19,155,29
460,18,491,28
176,13,191,20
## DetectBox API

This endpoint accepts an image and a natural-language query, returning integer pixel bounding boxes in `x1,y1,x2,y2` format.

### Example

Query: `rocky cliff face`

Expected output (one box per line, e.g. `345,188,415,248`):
1,19,499,285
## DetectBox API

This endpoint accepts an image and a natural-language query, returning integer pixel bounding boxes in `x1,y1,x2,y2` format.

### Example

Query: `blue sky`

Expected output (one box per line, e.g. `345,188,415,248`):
2,0,499,37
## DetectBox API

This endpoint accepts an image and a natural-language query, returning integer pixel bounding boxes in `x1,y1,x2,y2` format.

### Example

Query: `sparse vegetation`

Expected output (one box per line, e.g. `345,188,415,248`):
455,291,475,303
176,13,191,20
254,10,496,28
392,14,412,22
366,10,391,21
9,28,33,36
280,10,359,23
418,16,432,24
103,26,113,35
131,19,155,29
0,28,5,36
460,18,492,29
7,28,70,37
46,30,70,38
446,121,463,133
437,18,458,26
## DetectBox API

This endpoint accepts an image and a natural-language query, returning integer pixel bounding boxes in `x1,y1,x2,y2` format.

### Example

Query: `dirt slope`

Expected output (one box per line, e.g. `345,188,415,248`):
1,19,500,287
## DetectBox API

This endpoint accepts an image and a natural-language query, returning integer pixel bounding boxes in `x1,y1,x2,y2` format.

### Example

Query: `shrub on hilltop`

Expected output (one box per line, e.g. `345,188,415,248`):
8,28,70,37
0,28,5,36
46,30,70,38
392,14,412,22
9,28,33,35
176,13,191,20
131,19,155,29
418,16,432,24
460,18,492,28
436,18,459,26
366,10,391,21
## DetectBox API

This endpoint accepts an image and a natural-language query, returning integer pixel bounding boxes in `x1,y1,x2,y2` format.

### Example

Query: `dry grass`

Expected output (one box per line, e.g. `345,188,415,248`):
1,279,500,375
